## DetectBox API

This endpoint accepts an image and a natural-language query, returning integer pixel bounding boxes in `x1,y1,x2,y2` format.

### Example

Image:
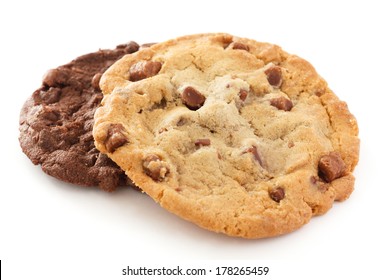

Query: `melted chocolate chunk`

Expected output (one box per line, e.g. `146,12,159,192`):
143,154,170,181
265,65,282,88
318,152,346,182
181,86,206,110
238,89,248,101
129,61,162,82
269,187,285,203
270,97,293,111
116,41,140,53
105,124,128,153
230,42,250,51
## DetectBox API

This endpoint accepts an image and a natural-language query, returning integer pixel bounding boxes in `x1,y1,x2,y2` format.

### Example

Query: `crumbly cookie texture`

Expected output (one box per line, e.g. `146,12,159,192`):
94,33,359,238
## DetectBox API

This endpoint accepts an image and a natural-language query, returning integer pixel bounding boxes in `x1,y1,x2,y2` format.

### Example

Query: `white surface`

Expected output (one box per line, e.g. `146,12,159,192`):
0,0,389,279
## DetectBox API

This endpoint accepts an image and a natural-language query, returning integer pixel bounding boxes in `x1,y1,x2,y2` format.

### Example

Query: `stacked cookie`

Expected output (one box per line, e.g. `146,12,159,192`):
19,42,142,192
20,33,359,238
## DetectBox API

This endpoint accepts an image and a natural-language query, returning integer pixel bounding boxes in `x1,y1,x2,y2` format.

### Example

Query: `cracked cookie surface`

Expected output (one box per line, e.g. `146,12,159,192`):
19,42,140,191
94,33,359,237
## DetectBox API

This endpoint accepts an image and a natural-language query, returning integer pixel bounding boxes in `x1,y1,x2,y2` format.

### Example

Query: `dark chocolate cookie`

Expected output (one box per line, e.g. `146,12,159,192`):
19,42,140,191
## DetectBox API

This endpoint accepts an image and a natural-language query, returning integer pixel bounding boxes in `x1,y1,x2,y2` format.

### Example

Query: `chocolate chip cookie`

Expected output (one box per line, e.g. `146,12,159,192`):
19,42,139,191
94,33,359,237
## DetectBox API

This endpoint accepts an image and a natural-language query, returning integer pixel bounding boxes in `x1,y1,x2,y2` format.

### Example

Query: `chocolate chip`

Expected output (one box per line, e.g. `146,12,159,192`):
246,146,263,167
129,61,162,82
43,68,69,87
265,65,282,88
143,154,170,181
230,42,250,51
181,86,206,110
318,152,346,182
125,44,140,54
91,73,102,91
195,138,211,147
104,124,128,153
269,187,285,203
238,89,248,101
270,97,293,111
117,41,140,53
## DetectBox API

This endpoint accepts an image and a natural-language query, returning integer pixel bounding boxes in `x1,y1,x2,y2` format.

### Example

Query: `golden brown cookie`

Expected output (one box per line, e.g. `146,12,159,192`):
93,33,359,238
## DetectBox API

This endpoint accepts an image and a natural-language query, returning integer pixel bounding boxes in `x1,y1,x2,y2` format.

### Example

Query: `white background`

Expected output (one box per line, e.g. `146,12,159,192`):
0,0,389,279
